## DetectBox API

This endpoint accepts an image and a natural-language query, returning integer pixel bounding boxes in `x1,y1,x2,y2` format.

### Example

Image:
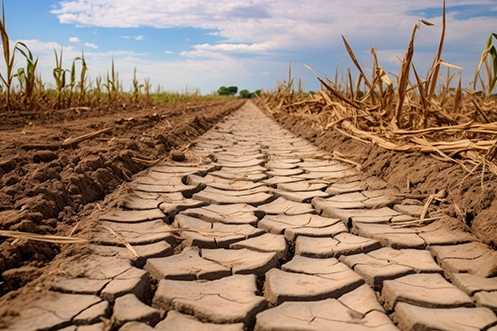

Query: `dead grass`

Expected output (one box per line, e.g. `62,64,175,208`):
261,0,497,177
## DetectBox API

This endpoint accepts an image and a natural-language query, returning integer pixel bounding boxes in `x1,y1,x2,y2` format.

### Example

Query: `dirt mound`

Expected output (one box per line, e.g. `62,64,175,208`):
271,111,497,246
0,100,244,294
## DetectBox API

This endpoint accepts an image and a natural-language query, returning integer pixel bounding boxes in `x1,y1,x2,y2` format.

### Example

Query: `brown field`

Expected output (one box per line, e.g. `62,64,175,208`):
1,1,497,330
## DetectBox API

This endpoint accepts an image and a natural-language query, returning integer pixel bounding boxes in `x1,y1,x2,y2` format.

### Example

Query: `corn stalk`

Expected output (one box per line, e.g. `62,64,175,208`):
0,1,18,111
67,52,88,106
394,24,418,128
132,67,143,103
104,59,118,102
144,78,151,103
15,42,38,107
474,33,497,96
53,48,67,108
78,51,88,103
426,0,447,98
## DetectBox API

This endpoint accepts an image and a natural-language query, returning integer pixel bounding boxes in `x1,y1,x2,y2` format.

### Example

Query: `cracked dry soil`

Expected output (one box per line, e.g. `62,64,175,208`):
1,101,497,331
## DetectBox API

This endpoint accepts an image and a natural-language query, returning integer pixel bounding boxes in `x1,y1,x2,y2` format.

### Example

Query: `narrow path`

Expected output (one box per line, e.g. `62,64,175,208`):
6,102,497,331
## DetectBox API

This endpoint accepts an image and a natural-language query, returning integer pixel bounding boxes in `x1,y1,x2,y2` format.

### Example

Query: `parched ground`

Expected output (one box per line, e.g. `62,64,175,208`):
270,109,497,247
1,102,496,331
0,99,244,294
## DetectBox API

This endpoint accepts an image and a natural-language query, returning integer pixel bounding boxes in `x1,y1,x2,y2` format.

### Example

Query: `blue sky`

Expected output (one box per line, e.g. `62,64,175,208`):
6,0,497,93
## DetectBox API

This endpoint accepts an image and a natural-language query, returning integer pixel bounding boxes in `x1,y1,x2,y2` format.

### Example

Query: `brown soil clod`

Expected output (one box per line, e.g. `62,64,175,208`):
170,150,186,162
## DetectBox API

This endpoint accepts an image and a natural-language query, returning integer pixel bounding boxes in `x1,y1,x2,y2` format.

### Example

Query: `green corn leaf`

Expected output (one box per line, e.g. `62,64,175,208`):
15,67,24,78
489,45,497,93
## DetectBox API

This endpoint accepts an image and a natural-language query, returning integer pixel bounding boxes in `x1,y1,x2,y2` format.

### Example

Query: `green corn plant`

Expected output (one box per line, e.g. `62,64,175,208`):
104,72,115,102
15,42,39,107
67,52,88,106
0,1,18,111
474,33,497,96
68,57,77,105
53,48,67,108
103,59,118,102
132,67,143,103
488,33,497,92
78,51,88,103
111,59,118,94
16,69,24,91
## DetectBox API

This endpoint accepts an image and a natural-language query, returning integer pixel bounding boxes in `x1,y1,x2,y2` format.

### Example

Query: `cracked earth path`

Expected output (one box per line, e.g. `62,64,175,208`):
5,102,497,331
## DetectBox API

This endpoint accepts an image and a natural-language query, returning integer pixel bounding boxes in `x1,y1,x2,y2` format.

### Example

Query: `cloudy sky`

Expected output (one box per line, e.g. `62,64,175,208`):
7,0,497,93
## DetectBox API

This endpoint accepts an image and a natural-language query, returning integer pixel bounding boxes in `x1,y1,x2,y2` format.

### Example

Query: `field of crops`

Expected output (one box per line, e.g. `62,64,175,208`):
0,6,226,115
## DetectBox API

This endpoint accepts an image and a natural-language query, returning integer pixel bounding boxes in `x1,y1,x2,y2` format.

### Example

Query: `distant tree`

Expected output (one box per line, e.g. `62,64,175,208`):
217,86,229,95
227,86,238,95
217,85,238,96
253,89,262,96
239,89,252,99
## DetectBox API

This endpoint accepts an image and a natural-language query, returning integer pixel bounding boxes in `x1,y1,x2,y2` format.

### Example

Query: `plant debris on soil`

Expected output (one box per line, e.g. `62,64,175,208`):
258,1,497,246
0,99,244,295
266,109,497,246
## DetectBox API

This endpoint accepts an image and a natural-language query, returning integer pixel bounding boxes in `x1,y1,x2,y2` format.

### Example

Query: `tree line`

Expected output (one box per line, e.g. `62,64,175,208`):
217,86,261,99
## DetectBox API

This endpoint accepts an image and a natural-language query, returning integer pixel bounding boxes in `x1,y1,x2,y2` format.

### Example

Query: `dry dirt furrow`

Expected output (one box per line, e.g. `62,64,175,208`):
2,102,497,331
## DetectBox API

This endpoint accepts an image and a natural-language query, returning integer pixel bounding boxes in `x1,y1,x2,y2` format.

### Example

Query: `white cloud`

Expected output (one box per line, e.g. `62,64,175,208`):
84,42,98,49
50,1,496,64
51,1,495,46
46,1,497,89
69,36,80,43
122,35,144,41
68,36,97,50
180,42,273,58
164,50,175,54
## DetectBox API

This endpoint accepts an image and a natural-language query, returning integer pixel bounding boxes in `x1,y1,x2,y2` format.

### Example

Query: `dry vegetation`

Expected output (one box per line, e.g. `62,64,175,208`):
0,4,221,114
261,1,497,178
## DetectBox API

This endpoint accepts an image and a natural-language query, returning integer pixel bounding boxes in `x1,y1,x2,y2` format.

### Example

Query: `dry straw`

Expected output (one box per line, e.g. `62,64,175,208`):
261,0,497,177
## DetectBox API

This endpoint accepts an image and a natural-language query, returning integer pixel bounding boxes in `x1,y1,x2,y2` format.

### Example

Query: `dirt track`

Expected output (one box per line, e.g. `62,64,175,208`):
1,102,497,331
